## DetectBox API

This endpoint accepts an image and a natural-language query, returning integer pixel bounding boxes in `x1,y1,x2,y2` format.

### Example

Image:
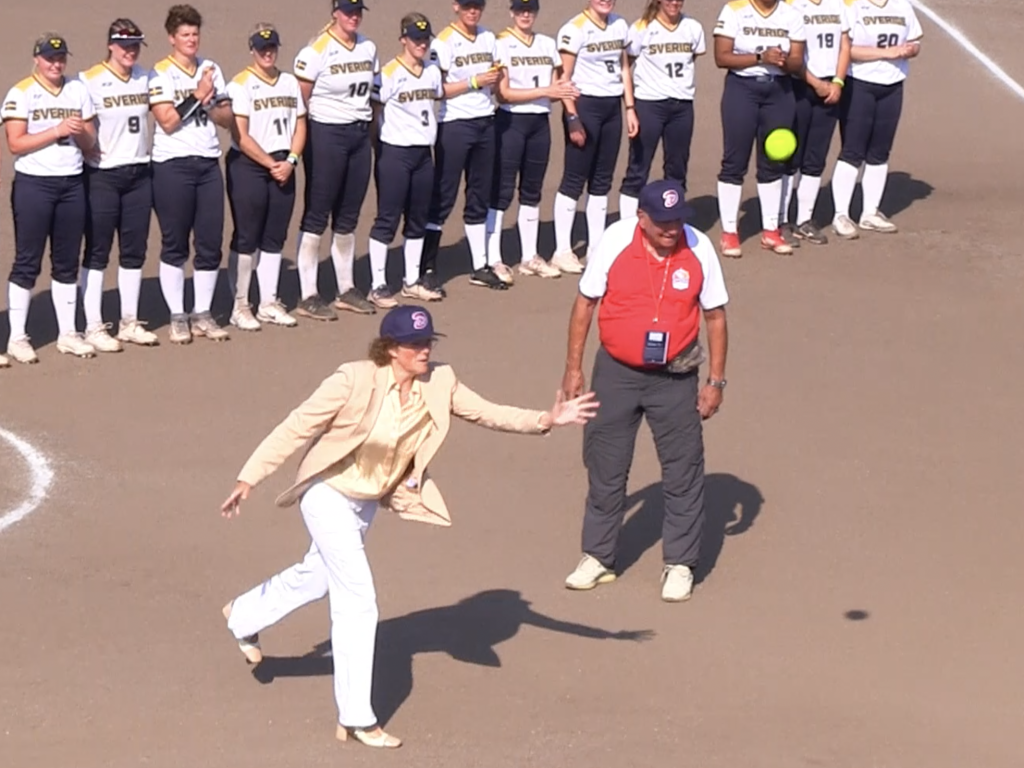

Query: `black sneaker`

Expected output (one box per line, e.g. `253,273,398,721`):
779,223,802,248
421,270,447,298
333,288,376,315
295,296,337,321
795,221,829,245
369,286,399,309
469,267,510,290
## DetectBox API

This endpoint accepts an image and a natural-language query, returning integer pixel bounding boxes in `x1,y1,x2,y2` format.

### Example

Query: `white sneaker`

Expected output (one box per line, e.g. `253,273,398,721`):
222,601,263,665
6,336,38,364
551,250,584,275
85,324,124,353
191,311,230,341
256,301,298,327
56,332,97,358
230,303,262,332
565,554,616,591
859,212,898,233
518,257,561,279
401,281,444,302
491,262,515,285
117,319,159,346
832,215,860,240
660,564,694,602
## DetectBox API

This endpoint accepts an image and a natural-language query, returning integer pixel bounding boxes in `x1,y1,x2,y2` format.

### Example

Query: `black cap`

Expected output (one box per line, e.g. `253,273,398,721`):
34,37,71,59
638,180,694,224
334,0,367,12
402,19,434,41
250,28,281,51
379,306,444,344
511,0,540,11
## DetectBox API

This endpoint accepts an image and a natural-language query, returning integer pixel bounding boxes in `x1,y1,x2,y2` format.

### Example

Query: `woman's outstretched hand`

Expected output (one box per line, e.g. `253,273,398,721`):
545,390,600,428
221,481,251,518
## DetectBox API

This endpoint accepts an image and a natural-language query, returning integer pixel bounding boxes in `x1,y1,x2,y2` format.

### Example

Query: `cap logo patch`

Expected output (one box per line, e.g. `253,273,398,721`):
662,189,679,207
411,311,429,330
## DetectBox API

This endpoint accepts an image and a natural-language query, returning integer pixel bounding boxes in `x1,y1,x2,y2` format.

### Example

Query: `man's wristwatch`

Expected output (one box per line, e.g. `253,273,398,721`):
707,378,727,390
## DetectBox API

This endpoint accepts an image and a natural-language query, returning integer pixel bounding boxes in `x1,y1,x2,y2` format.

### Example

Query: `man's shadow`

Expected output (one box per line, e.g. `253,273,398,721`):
251,589,653,726
616,472,765,584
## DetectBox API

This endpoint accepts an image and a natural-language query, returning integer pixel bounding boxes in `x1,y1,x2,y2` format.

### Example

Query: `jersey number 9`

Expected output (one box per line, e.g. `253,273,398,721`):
127,116,141,134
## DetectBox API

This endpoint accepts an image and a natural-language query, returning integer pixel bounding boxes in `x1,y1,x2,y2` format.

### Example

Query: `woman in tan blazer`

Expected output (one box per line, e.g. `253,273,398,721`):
218,305,597,749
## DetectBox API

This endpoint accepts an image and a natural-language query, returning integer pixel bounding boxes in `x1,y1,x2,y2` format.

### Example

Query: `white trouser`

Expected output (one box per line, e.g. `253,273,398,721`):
227,482,380,728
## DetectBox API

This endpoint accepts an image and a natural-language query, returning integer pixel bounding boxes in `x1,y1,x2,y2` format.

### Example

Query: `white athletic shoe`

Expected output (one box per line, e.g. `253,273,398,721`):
565,554,616,591
117,319,159,346
6,336,38,364
191,311,230,341
256,301,298,327
490,262,515,285
660,564,694,602
858,212,898,233
230,302,262,332
222,601,263,665
832,215,860,240
518,257,561,279
56,332,97,358
400,281,444,302
85,324,124,353
551,250,584,275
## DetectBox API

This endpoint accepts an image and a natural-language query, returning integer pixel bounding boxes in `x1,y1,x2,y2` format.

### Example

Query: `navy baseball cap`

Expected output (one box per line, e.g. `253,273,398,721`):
456,0,486,7
403,18,433,41
250,28,281,51
334,0,367,12
34,36,71,59
638,180,693,224
512,0,540,11
379,306,444,344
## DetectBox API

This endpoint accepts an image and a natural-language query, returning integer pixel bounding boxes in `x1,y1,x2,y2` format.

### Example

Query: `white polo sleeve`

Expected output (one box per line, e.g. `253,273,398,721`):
209,63,230,104
578,219,636,299
1,85,27,122
226,77,250,117
371,68,387,104
429,36,452,72
714,4,738,38
686,226,729,310
907,8,924,42
693,21,708,55
788,12,807,43
293,44,321,83
148,68,174,105
626,21,645,58
557,20,584,55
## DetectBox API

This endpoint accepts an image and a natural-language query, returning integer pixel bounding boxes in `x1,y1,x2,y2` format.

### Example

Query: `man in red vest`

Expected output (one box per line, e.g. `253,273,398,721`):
561,179,730,602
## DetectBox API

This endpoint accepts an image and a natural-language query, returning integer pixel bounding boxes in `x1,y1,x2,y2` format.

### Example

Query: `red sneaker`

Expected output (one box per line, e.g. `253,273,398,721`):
761,229,793,255
719,232,742,258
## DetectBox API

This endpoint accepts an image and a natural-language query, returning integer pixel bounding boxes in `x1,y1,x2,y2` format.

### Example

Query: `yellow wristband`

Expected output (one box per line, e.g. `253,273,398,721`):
470,75,479,90
832,77,845,87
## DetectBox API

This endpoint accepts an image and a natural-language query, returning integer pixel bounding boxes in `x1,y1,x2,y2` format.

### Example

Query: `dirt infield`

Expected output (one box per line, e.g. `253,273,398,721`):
2,1,1023,767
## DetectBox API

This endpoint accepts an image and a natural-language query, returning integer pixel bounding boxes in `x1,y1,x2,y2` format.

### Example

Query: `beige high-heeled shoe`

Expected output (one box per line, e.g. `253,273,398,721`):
336,724,402,749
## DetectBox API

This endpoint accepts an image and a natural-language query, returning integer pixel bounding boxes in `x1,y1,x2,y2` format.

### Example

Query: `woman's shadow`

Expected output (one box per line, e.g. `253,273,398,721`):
251,589,652,726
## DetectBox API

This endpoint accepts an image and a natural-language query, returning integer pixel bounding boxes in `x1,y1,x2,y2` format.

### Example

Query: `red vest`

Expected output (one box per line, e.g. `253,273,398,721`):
598,225,705,368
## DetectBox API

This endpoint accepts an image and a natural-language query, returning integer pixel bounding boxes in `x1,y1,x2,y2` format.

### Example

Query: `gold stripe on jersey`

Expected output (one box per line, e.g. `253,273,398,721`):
500,27,534,47
447,23,479,43
436,26,455,43
381,59,401,78
582,9,607,31
12,76,34,93
245,66,280,87
395,58,427,78
161,56,198,78
728,0,749,11
101,62,131,84
33,74,64,97
654,16,681,33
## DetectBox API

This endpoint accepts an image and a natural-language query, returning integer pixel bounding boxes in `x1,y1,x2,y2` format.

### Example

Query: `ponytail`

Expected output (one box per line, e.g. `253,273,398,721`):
641,0,660,24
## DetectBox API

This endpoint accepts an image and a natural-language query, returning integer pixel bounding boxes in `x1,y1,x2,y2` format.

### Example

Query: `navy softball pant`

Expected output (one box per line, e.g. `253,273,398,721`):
370,144,433,244
490,110,550,210
300,119,371,236
151,156,224,270
226,149,296,254
621,98,695,196
83,163,152,271
787,79,840,177
718,72,795,184
9,172,86,290
429,115,496,226
838,78,904,166
559,95,621,199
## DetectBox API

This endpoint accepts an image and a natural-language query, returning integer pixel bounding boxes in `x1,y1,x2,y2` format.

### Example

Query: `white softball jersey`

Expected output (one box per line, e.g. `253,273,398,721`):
429,24,498,123
628,15,706,102
1,75,95,176
78,62,151,169
496,28,559,115
714,0,807,78
148,56,229,162
372,58,444,147
557,10,629,98
227,68,306,154
294,30,379,124
845,0,923,85
787,0,849,79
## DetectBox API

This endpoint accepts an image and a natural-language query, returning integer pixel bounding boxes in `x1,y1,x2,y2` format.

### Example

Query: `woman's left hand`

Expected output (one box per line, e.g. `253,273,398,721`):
545,390,600,428
626,107,640,139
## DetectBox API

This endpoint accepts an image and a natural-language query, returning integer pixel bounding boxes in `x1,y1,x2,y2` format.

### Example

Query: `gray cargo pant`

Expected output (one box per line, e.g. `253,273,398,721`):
581,346,705,569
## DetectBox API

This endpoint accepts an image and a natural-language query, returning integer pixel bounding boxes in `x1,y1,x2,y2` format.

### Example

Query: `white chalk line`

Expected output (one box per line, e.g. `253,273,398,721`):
909,0,1024,103
0,426,55,535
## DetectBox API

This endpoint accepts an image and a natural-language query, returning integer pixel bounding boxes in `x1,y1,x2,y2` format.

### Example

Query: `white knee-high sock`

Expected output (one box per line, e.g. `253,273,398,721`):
159,263,185,315
403,238,424,286
831,161,860,219
780,172,799,225
296,232,322,300
795,175,823,225
231,252,256,304
80,268,105,329
758,180,784,231
118,267,142,321
465,223,488,271
368,239,388,289
192,269,218,314
51,280,78,336
517,204,540,261
618,193,639,220
7,283,31,341
330,233,356,295
860,163,889,219
717,182,743,234
486,208,503,266
256,252,282,304
553,192,577,254
585,194,608,257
